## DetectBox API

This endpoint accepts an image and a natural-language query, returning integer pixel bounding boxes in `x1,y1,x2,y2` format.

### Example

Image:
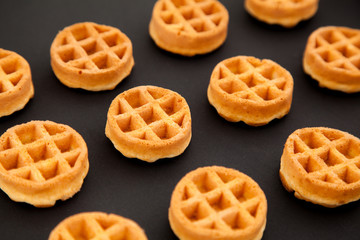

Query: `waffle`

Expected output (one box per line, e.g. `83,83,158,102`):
280,127,360,207
207,56,293,126
169,166,267,240
48,212,148,240
0,120,89,207
50,22,134,91
245,0,319,28
303,26,360,93
0,48,34,117
106,85,192,162
149,0,229,56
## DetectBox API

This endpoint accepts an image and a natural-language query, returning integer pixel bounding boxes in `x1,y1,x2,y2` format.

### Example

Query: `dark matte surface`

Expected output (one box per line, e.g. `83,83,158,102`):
0,0,360,239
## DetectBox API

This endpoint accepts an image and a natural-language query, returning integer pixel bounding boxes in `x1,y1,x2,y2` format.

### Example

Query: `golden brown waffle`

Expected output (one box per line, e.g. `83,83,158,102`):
149,0,229,56
280,127,360,207
0,48,34,117
48,212,148,240
106,85,191,162
303,26,360,93
0,120,89,207
245,0,319,28
207,56,293,126
169,166,267,240
50,22,134,91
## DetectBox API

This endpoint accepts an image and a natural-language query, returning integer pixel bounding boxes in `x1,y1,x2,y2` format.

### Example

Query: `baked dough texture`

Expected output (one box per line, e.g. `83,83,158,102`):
0,120,89,207
50,22,134,91
48,212,148,240
106,85,192,162
149,0,229,56
245,0,319,28
303,26,360,93
280,127,360,207
169,166,267,240
207,56,293,126
0,48,34,117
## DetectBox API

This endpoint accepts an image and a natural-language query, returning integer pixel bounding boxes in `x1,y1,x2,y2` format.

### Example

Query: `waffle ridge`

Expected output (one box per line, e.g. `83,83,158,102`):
169,166,267,240
48,212,148,240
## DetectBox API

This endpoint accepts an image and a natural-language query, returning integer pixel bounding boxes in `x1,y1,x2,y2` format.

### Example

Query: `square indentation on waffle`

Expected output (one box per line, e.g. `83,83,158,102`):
0,51,26,93
215,57,290,102
53,22,131,72
0,122,83,182
180,170,263,231
159,0,226,34
313,28,360,72
291,128,360,185
111,87,190,142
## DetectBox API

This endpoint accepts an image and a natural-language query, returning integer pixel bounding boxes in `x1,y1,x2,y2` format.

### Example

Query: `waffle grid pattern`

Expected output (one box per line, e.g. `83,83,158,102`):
53,215,136,240
292,130,360,185
111,87,189,142
53,23,130,72
159,0,225,34
0,123,82,182
214,57,289,102
312,28,360,72
0,51,25,94
254,0,310,5
179,170,262,231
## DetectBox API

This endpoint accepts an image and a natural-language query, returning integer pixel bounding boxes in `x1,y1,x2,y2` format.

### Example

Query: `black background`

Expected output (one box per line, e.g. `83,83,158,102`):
0,0,360,239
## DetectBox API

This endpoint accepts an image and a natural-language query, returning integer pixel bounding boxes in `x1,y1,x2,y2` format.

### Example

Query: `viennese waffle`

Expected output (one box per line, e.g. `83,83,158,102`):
50,22,134,91
303,26,360,93
48,212,148,240
149,0,229,56
0,49,34,117
207,56,293,126
245,0,319,28
0,121,89,207
106,85,192,162
280,127,360,207
169,166,267,240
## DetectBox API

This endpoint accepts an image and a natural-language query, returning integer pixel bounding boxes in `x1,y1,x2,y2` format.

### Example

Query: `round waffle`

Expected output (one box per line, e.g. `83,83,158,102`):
48,212,148,240
303,26,360,93
106,85,192,162
149,0,229,56
207,56,293,126
0,120,89,207
245,0,319,28
50,22,134,91
280,127,360,207
169,166,267,240
0,48,34,118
